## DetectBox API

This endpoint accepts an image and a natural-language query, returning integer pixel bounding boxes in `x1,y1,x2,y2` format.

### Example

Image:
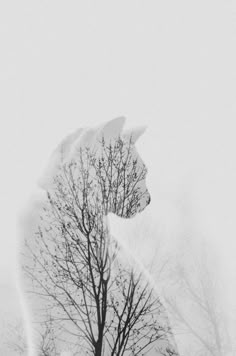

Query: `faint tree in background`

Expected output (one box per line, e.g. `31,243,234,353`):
37,315,59,356
165,245,234,356
2,319,27,356
23,136,177,355
1,316,64,356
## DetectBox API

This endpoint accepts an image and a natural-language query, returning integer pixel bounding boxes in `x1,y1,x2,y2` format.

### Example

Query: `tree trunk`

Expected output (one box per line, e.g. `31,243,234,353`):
95,339,103,356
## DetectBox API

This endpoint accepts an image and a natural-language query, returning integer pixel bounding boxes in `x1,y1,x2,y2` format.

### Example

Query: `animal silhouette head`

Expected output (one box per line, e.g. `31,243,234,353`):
40,117,151,219
89,117,151,218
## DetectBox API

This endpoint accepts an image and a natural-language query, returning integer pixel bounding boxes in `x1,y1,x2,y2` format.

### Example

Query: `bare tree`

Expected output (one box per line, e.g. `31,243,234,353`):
23,135,177,355
165,244,234,356
37,315,58,356
2,319,27,356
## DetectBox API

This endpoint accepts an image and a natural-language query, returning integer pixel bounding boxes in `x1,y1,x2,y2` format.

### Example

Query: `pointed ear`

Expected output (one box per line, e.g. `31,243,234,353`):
123,126,147,143
96,116,126,142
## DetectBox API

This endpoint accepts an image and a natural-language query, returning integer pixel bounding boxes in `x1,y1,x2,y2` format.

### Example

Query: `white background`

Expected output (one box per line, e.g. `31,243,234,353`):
0,0,235,325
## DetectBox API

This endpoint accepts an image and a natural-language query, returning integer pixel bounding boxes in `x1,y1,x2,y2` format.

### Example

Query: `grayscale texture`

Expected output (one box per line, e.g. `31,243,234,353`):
20,118,179,355
0,1,235,356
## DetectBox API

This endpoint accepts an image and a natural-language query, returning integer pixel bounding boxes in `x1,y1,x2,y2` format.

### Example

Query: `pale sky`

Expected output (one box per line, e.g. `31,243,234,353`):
0,0,235,353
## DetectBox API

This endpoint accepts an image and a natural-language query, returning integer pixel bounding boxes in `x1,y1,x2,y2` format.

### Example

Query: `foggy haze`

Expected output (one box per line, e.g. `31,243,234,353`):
0,1,235,355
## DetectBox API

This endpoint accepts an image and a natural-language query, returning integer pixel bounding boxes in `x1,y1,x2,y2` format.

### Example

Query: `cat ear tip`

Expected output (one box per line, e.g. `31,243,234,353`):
110,116,126,125
139,125,148,136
